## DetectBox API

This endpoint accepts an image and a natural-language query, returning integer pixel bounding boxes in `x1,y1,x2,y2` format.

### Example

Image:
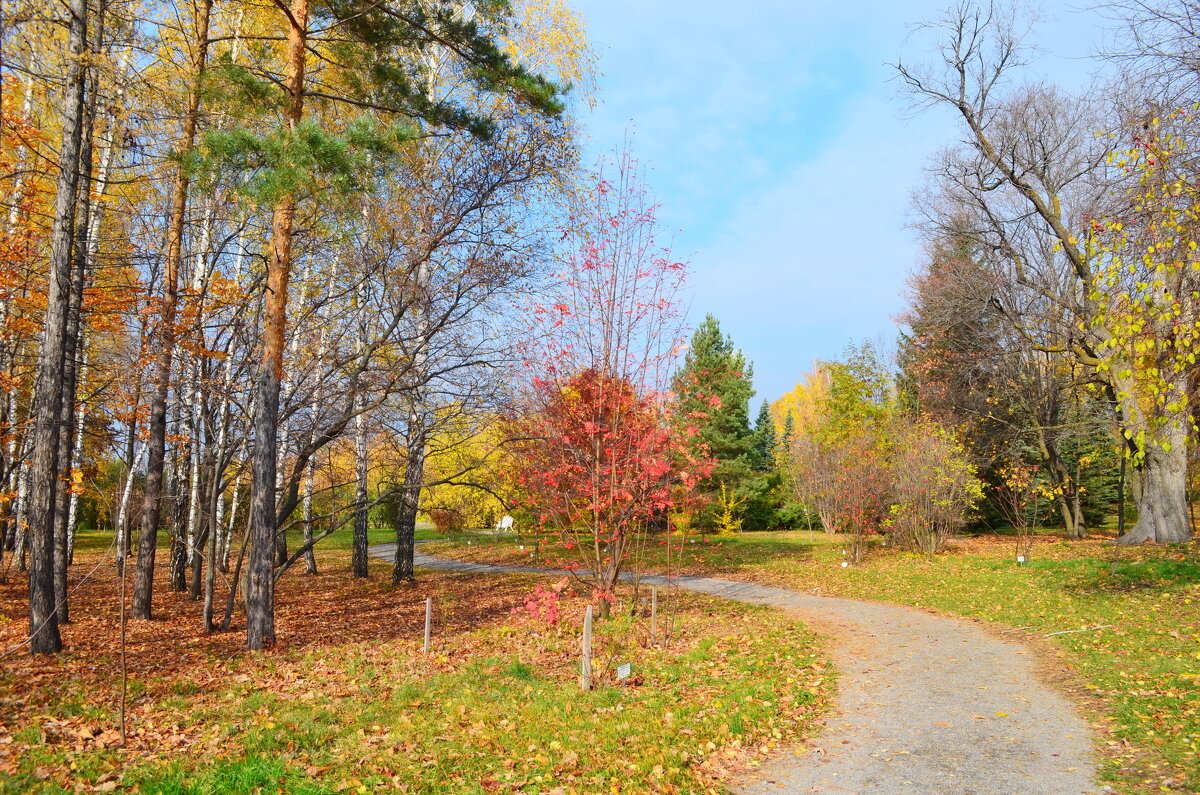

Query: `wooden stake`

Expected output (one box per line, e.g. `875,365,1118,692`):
423,597,432,654
650,587,657,646
581,604,593,691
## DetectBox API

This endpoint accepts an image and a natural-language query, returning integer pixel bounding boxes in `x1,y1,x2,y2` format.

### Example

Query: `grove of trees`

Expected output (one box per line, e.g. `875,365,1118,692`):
1,0,594,653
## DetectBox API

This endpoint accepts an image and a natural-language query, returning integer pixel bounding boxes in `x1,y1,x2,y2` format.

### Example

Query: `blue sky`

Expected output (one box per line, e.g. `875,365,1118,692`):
571,0,1113,403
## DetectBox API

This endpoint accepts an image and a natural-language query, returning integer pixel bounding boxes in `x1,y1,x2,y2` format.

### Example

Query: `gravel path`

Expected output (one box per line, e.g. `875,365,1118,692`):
369,543,1099,794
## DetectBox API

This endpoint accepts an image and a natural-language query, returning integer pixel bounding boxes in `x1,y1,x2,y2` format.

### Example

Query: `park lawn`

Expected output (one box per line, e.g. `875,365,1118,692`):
427,530,1200,793
0,532,832,794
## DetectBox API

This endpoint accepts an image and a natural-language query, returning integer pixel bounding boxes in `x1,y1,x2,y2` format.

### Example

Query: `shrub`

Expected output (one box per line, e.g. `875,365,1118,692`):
887,419,983,556
427,508,465,534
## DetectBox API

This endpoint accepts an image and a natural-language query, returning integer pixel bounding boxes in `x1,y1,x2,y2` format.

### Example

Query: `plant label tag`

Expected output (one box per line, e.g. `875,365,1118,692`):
617,663,631,681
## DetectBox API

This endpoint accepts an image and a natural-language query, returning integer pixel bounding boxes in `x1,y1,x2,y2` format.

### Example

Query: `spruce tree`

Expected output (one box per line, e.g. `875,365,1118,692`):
750,400,776,471
673,316,781,530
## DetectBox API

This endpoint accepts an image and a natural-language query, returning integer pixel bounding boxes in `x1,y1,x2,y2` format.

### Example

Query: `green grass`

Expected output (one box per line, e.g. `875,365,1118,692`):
429,530,1200,793
1,582,830,795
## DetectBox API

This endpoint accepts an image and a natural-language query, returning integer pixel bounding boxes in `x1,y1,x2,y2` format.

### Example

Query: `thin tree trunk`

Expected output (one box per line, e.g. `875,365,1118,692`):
352,397,369,578
0,76,35,564
247,0,309,650
220,452,245,572
222,524,251,631
274,261,309,568
132,0,212,619
204,377,234,628
1072,457,1085,539
115,442,143,573
27,0,88,654
203,475,218,629
13,463,29,571
168,418,189,592
184,208,215,571
188,459,209,601
1034,422,1079,539
53,25,102,624
64,25,120,571
66,350,89,565
302,455,318,575
301,262,338,576
214,234,248,574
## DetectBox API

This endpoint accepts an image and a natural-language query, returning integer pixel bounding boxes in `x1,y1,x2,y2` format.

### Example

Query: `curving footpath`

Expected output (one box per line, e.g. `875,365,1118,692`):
369,542,1099,794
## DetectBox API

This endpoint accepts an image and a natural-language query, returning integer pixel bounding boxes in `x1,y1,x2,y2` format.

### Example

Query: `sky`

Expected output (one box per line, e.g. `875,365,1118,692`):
570,0,1115,403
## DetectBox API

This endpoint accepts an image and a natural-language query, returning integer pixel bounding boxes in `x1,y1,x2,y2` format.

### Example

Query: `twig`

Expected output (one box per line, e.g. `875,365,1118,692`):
1000,626,1035,633
1045,625,1114,637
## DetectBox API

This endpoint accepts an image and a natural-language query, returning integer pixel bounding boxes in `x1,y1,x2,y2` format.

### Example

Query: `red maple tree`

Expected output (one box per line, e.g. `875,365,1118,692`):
510,148,711,615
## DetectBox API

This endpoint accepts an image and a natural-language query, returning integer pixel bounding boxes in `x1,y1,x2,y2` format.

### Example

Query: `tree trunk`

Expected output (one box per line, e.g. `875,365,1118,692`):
1054,489,1078,539
52,36,102,623
1072,457,1085,539
302,455,318,575
27,0,88,654
597,532,627,619
352,400,369,577
168,433,189,592
132,0,212,619
391,420,427,584
115,441,141,574
66,350,89,565
247,0,309,651
0,77,36,567
1034,419,1080,539
1121,420,1191,544
13,464,29,572
204,362,234,625
188,523,208,601
220,456,244,572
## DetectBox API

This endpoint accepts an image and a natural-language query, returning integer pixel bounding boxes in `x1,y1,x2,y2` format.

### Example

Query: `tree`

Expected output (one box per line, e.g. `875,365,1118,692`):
672,316,778,530
994,460,1056,562
750,400,776,471
1093,117,1200,542
511,150,706,616
784,343,894,560
0,0,593,657
24,0,89,654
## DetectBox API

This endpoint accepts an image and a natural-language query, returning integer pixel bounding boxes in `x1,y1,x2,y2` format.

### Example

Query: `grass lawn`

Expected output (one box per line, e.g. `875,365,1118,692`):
426,529,1200,793
0,525,832,794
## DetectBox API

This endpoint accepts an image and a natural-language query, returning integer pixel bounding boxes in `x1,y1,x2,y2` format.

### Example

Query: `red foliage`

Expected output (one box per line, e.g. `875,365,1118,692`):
510,149,712,610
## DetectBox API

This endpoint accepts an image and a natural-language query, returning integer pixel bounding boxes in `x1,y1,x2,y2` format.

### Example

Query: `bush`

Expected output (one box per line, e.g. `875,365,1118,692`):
427,508,465,534
887,419,982,556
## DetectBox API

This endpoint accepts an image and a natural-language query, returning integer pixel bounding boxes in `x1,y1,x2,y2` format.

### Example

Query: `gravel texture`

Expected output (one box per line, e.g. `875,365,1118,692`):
369,543,1099,794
